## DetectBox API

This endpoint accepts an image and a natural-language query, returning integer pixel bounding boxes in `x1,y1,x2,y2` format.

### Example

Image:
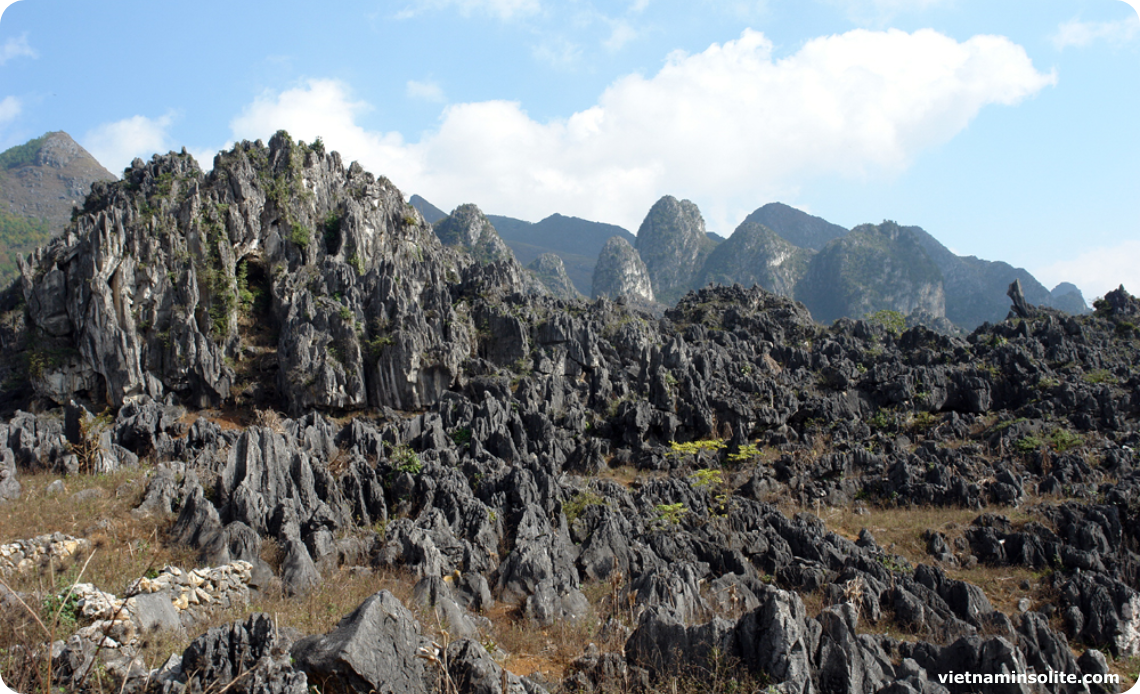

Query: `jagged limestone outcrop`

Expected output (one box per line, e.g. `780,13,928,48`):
527,253,581,300
795,221,945,325
591,236,654,302
696,220,812,298
634,196,717,304
13,132,541,413
433,203,513,266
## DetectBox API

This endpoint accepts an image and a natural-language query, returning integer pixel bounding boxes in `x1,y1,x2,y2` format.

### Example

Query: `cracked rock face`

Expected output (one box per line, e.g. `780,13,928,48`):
14,133,525,413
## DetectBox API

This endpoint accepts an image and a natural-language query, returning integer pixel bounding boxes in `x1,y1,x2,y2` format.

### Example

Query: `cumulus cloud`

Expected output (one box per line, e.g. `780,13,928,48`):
230,79,422,180
396,0,540,20
1036,240,1140,300
1,33,36,64
1051,15,1139,49
82,112,177,174
407,79,446,103
825,0,952,24
225,28,1054,234
0,95,20,127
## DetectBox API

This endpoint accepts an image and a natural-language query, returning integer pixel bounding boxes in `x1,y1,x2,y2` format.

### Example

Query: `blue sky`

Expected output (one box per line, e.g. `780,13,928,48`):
1,0,1137,298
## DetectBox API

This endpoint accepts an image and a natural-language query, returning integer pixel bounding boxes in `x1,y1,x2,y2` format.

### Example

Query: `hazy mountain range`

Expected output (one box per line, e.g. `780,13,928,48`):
0,133,1088,333
413,195,1088,332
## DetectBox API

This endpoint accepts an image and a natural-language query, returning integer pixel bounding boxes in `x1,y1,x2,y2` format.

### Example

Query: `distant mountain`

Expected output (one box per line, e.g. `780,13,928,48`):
486,212,635,296
742,202,848,251
696,220,811,298
795,221,945,325
592,236,654,302
409,194,446,224
0,131,115,283
635,196,719,305
527,253,581,300
1050,283,1090,316
908,226,1087,329
418,193,1087,332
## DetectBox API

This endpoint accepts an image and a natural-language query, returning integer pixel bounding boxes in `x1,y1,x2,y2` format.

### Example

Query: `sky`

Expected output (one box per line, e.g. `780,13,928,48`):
1,0,1137,299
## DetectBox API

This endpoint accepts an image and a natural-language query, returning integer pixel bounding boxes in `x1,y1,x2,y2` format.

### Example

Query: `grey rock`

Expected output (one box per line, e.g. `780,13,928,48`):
697,220,812,298
291,590,431,694
129,592,184,638
175,613,306,694
0,443,19,502
528,253,581,300
635,196,717,304
434,204,514,266
445,639,549,694
591,236,654,302
412,576,482,641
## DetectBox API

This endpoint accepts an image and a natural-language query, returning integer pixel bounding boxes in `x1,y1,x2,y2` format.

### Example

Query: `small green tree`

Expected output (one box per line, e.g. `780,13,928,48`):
865,309,905,336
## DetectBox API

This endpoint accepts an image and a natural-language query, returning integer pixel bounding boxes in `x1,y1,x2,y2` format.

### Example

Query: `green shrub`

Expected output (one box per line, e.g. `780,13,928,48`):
564,489,607,523
866,309,905,336
1015,435,1043,453
288,223,311,249
655,502,688,526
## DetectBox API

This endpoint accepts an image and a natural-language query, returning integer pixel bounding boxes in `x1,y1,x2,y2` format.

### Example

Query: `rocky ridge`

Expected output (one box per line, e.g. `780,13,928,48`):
0,134,1138,693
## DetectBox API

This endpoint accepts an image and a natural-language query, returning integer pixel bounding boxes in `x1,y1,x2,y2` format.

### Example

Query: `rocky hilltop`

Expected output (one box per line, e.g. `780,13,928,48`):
742,202,848,251
797,222,946,325
0,132,116,284
696,219,812,298
0,133,1138,694
591,236,655,303
634,196,719,305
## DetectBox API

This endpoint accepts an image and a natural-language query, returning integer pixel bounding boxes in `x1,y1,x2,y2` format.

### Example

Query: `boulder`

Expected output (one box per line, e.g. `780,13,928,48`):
291,591,431,694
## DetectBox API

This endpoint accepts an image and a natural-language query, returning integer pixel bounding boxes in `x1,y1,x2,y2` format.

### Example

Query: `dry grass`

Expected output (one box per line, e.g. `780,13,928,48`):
1105,653,1139,689
0,466,198,693
796,501,1056,618
486,604,611,683
0,468,195,596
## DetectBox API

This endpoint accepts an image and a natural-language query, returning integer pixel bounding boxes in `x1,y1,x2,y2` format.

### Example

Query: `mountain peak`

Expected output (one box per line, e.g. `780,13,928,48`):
0,131,116,283
635,195,716,304
742,202,847,251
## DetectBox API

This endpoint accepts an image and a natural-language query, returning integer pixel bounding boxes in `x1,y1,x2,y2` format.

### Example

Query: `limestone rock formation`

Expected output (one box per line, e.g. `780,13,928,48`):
634,196,717,304
741,201,848,251
591,236,654,302
697,220,812,298
489,211,636,296
12,133,535,413
433,203,513,266
527,253,581,300
796,221,945,325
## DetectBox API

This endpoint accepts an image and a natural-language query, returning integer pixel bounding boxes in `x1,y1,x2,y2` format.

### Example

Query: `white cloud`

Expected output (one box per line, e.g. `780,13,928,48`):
0,33,36,64
1050,15,1139,49
407,79,446,103
396,0,539,21
532,36,583,67
1035,240,1140,300
0,95,20,126
229,79,422,180
825,0,953,24
224,28,1054,235
82,112,177,173
604,20,638,51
